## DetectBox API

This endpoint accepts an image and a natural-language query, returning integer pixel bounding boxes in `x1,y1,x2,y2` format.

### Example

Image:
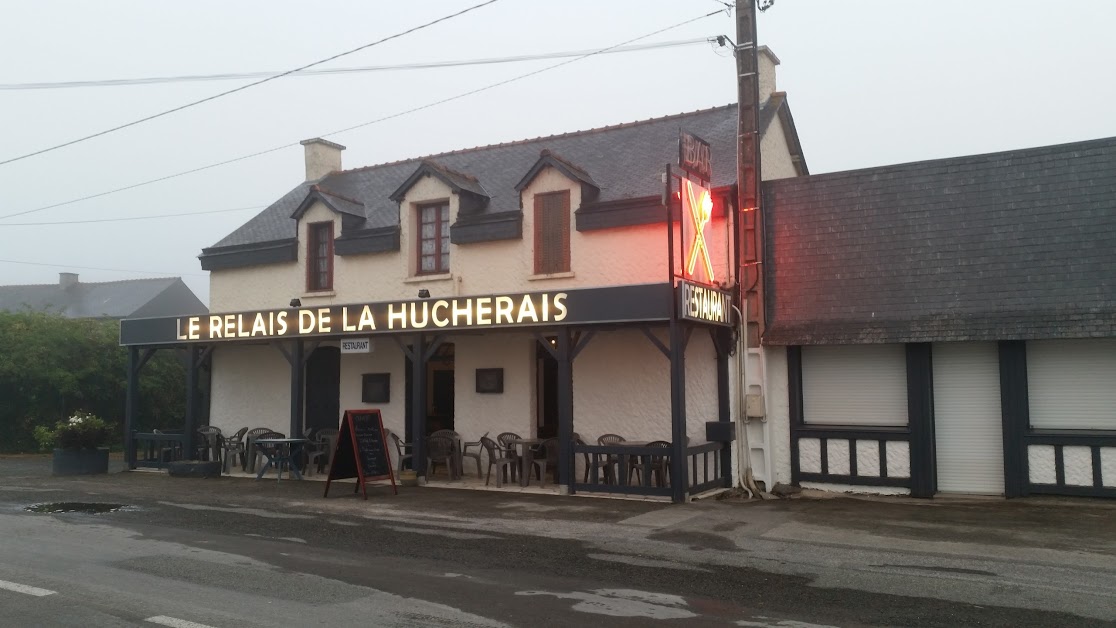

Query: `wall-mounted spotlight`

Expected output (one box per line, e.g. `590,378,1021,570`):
417,289,430,299
289,298,301,308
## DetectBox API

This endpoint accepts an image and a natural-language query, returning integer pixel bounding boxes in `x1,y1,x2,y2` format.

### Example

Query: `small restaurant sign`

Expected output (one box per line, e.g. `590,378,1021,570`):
340,338,371,353
119,284,674,346
678,130,712,183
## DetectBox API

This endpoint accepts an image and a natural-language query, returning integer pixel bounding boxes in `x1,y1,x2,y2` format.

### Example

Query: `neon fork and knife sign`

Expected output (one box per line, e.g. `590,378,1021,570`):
682,178,715,283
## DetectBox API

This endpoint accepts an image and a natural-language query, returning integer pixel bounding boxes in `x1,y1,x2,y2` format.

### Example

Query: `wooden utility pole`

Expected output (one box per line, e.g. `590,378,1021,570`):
736,0,763,348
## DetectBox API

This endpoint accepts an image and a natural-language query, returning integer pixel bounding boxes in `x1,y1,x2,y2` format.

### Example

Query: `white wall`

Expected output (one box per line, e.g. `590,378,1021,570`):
337,339,407,441
208,344,290,436
452,333,535,447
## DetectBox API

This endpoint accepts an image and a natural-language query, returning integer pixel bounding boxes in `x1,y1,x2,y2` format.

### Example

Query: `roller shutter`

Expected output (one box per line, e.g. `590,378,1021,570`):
933,342,1004,494
801,345,907,426
1027,339,1116,430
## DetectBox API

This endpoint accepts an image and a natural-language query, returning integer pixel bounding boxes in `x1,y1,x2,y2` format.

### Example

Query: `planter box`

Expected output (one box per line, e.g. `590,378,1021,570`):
52,447,110,476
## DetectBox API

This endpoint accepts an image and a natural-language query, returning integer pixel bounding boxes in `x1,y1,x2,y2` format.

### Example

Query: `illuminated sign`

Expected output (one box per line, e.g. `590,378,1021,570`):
677,280,733,327
119,284,675,346
682,178,715,283
678,130,712,182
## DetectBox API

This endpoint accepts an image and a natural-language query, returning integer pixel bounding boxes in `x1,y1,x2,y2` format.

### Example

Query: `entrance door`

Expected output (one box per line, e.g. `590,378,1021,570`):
933,342,1004,494
537,340,559,438
406,343,455,436
304,346,340,435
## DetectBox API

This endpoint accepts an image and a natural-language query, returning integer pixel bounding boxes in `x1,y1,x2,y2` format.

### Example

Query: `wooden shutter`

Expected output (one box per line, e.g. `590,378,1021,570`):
534,191,570,274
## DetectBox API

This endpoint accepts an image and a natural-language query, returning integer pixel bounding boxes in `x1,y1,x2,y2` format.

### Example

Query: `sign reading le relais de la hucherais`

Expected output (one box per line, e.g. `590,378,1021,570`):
118,284,676,346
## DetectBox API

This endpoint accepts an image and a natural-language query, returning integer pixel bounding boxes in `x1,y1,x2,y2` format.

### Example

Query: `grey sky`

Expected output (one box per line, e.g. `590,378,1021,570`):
1,0,1113,304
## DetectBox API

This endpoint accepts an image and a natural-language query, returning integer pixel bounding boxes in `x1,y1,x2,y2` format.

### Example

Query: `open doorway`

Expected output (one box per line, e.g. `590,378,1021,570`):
405,342,455,437
304,346,340,436
536,338,558,438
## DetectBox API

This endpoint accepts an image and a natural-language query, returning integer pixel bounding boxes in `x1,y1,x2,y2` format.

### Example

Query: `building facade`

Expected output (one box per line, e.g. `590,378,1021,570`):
761,136,1116,498
120,51,807,500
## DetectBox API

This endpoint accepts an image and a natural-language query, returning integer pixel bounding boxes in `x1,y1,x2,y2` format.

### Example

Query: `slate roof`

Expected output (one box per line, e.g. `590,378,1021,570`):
763,136,1116,345
209,103,745,249
0,277,208,319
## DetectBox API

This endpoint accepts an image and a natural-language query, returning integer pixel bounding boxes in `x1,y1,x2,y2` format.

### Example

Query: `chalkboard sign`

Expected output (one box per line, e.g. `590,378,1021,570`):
324,409,397,499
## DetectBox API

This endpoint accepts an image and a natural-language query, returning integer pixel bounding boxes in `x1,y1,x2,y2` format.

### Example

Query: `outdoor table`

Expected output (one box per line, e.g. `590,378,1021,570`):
511,438,544,487
254,438,310,481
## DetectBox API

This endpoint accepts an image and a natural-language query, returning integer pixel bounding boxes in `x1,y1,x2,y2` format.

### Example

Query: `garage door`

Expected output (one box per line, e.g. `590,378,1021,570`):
933,342,1004,494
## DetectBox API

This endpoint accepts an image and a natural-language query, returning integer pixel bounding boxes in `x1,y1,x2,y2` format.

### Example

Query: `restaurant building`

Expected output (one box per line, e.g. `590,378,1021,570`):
120,50,807,501
761,136,1116,499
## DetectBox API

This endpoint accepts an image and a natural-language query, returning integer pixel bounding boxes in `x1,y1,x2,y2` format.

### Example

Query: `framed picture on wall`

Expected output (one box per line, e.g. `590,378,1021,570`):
361,373,390,403
475,368,504,394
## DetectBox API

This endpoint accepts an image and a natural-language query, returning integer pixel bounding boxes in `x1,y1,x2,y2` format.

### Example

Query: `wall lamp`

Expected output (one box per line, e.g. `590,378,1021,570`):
289,298,301,308
417,289,430,299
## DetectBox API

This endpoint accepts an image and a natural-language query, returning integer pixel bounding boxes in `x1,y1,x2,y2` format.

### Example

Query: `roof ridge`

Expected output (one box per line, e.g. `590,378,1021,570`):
334,103,738,176
774,135,1116,184
0,277,179,289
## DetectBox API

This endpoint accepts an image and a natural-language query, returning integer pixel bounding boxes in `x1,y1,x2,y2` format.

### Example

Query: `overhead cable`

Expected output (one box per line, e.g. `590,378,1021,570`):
0,0,500,167
0,9,723,222
0,38,710,91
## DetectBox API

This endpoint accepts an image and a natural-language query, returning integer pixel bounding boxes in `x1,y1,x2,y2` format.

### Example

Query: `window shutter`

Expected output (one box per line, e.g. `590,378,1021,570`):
534,191,570,274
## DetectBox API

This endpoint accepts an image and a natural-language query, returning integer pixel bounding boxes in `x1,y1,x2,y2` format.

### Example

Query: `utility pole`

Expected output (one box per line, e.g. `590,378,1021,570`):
736,0,763,350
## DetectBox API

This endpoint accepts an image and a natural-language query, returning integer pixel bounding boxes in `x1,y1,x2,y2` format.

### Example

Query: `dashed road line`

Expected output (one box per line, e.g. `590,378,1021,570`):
0,579,56,597
145,616,219,628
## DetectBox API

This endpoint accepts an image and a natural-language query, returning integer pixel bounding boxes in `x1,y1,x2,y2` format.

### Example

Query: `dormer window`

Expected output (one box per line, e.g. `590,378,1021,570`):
418,202,450,274
534,191,571,274
307,222,334,291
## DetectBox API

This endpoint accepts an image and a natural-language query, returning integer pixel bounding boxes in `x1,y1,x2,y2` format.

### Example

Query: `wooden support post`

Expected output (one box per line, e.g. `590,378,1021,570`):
290,340,304,438
184,345,200,459
125,346,139,469
669,320,689,503
411,333,428,481
715,328,732,487
557,327,574,493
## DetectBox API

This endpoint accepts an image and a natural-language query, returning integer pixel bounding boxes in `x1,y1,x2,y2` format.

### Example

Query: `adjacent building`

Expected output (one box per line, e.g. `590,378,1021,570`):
0,273,206,319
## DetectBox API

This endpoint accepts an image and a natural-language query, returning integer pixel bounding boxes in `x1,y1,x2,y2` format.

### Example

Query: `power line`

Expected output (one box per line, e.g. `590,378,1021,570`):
0,258,207,277
0,0,500,167
0,205,263,226
0,9,724,223
0,38,711,91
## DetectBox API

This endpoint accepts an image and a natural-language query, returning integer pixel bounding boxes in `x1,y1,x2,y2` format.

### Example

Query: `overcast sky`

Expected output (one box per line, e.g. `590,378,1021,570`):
2,0,1114,305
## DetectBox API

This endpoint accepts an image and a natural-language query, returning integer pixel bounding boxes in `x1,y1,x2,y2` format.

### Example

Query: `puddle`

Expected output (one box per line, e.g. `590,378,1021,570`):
25,502,126,514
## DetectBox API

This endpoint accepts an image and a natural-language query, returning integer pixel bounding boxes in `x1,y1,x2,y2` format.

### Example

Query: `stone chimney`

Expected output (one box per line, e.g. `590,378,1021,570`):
59,272,78,289
299,138,346,181
757,46,780,103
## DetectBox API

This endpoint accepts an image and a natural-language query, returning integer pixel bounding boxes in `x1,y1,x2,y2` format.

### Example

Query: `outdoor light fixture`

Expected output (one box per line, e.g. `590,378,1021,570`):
417,289,430,299
289,298,301,308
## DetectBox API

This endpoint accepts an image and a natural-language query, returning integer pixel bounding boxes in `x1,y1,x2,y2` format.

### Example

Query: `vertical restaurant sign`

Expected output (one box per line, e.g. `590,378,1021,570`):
678,129,712,183
681,177,715,284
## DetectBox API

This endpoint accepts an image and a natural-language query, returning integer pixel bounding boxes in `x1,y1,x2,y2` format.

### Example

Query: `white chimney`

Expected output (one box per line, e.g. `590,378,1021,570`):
59,272,78,289
299,138,346,181
757,46,780,103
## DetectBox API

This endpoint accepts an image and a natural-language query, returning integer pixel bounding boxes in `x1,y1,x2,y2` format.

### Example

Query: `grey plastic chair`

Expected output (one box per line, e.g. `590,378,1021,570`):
387,429,413,472
480,436,517,487
460,431,487,479
529,438,560,487
427,434,459,479
594,434,626,484
221,426,249,474
244,427,275,472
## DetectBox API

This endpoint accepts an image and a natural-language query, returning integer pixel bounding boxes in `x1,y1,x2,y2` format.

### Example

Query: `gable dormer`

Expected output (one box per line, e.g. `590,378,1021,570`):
293,185,399,255
389,160,490,215
515,149,600,205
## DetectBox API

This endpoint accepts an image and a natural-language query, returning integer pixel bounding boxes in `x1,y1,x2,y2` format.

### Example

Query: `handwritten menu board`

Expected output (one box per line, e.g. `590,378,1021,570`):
324,409,397,499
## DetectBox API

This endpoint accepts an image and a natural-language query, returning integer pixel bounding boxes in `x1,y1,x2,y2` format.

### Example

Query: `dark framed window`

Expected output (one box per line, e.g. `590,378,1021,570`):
306,222,334,291
417,202,450,274
534,191,571,274
361,373,391,403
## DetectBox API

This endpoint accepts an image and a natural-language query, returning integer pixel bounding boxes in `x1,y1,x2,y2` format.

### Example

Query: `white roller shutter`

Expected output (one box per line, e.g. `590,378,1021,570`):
933,342,1004,494
801,345,907,426
1027,339,1116,430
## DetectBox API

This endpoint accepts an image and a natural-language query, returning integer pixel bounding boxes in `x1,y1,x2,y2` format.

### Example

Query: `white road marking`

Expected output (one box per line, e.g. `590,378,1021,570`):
145,616,218,628
0,579,55,597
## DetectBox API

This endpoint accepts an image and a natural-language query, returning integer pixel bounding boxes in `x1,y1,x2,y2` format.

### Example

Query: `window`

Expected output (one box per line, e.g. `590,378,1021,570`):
534,191,570,274
306,222,333,291
417,202,450,274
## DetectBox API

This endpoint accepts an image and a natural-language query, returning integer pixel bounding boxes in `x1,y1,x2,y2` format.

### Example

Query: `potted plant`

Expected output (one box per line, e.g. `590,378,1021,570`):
35,411,113,475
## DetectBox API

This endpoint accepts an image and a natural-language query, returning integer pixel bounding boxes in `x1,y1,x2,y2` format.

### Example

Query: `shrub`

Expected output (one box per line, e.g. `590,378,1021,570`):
34,411,112,450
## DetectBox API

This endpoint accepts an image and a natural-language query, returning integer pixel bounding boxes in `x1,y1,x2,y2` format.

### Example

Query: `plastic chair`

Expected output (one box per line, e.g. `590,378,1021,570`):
573,433,592,483
244,427,275,472
221,427,249,474
431,429,463,476
461,431,487,479
595,434,626,484
529,438,560,487
386,429,414,472
496,432,523,468
480,436,518,487
196,426,223,464
427,434,459,479
628,440,671,486
306,428,338,476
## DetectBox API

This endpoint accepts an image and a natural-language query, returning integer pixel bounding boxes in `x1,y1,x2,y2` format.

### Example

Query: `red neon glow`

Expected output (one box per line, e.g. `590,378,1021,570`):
683,178,715,282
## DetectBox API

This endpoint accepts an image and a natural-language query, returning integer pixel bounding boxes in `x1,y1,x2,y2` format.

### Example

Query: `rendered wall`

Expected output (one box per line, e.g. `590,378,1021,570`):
208,344,291,436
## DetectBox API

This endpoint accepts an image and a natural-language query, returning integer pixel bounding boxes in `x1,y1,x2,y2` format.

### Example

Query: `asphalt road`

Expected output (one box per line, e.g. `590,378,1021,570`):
1,459,1114,627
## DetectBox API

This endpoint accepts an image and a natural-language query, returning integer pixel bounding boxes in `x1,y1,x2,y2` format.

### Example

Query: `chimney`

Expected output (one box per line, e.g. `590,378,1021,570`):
757,45,780,103
59,272,78,289
299,138,346,181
